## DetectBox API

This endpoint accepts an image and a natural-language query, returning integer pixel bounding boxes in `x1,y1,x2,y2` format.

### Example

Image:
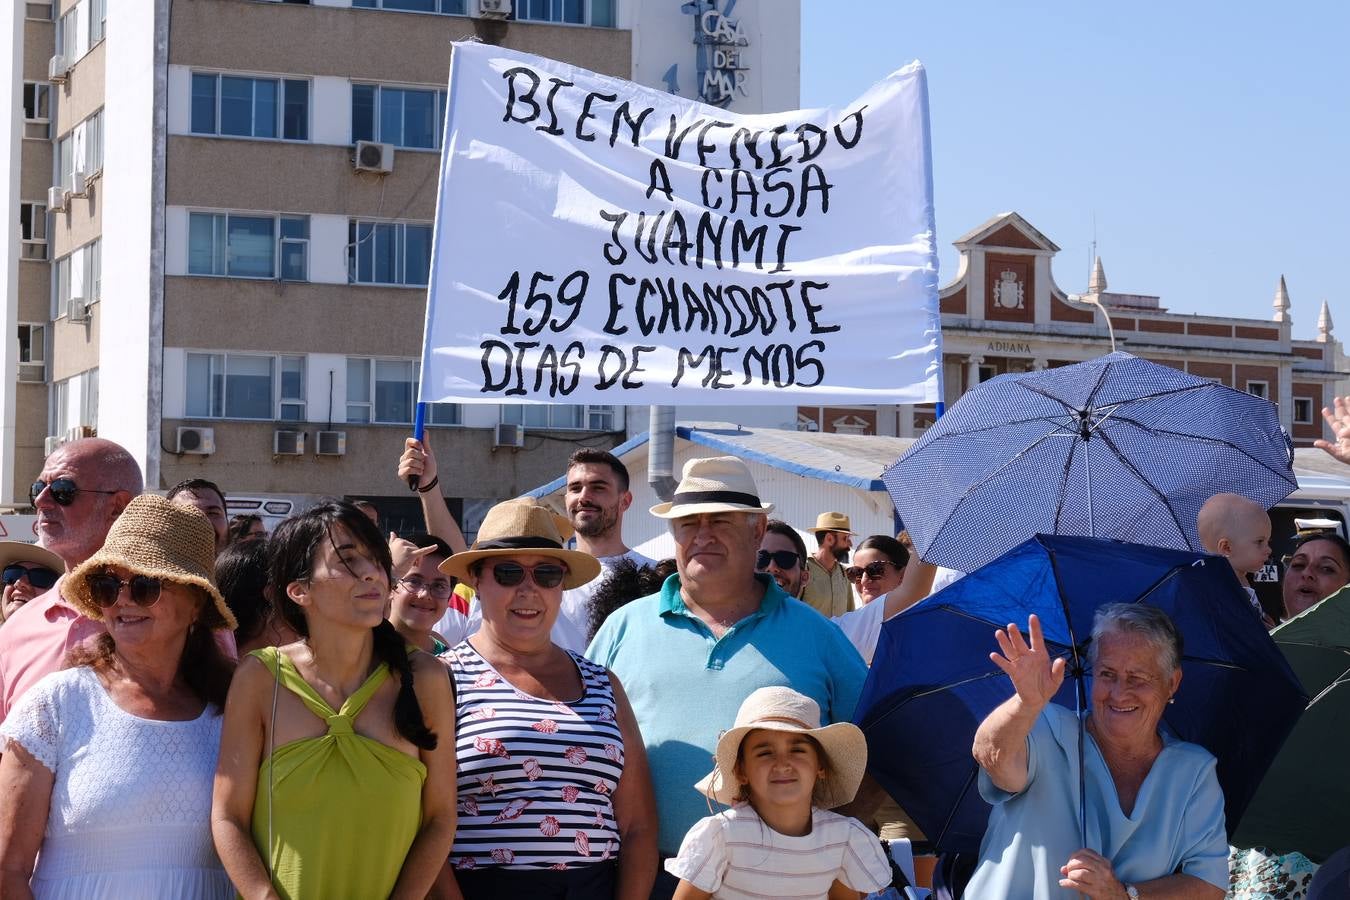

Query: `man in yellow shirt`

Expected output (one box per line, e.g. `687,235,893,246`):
800,511,856,617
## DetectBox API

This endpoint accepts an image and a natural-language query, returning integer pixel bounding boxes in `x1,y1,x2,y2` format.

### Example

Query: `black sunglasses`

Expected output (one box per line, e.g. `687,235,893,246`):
755,549,802,571
30,478,120,507
86,572,164,609
489,561,566,589
2,565,59,590
845,561,898,583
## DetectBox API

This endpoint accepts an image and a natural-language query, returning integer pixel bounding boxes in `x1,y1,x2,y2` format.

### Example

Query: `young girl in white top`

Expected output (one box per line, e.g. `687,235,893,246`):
665,686,892,899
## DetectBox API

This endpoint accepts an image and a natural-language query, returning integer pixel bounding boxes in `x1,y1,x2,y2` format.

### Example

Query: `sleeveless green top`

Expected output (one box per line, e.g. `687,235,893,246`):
249,647,426,900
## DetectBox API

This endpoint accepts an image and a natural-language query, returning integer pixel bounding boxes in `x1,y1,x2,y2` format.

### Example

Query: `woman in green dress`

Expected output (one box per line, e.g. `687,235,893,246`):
212,501,457,899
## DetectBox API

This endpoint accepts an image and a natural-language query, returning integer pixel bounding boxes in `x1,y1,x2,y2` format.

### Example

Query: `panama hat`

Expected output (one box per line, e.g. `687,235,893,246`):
439,500,601,590
649,456,774,519
0,540,64,574
694,686,869,809
65,494,236,630
806,512,856,535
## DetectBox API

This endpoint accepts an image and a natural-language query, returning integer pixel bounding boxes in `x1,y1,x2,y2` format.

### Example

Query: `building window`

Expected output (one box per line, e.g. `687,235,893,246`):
345,359,454,425
977,365,997,384
191,73,310,141
88,0,106,44
51,255,69,319
353,0,466,12
351,84,447,150
56,134,74,190
189,212,310,280
50,368,98,436
501,404,617,431
25,3,53,21
20,203,48,261
55,8,77,60
347,220,432,286
83,109,104,175
1293,397,1315,425
279,356,306,422
515,0,614,26
84,239,101,303
17,324,46,381
186,353,277,420
1246,380,1269,400
23,83,50,139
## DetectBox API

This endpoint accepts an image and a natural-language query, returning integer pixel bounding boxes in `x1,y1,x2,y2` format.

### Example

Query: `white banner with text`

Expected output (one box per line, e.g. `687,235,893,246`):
420,43,941,405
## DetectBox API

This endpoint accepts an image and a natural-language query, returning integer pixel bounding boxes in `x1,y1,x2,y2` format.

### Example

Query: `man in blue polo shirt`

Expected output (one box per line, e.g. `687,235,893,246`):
586,456,868,899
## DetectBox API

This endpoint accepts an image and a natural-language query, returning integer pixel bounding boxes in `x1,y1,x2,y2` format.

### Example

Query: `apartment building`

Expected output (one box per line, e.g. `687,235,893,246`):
0,0,801,532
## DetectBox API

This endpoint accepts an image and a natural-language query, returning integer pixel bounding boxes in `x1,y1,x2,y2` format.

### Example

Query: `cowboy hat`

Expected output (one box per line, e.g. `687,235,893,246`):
806,512,856,535
439,500,601,590
649,456,774,519
65,494,236,630
694,686,868,809
0,540,64,574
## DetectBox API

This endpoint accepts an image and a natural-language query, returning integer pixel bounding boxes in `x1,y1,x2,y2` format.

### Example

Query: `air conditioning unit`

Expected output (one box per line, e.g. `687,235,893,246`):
353,141,394,174
69,171,87,198
315,430,347,456
43,435,62,455
273,429,305,456
18,363,44,383
479,0,512,18
176,426,215,455
48,55,68,84
64,424,94,442
47,185,66,212
68,296,90,323
493,422,525,450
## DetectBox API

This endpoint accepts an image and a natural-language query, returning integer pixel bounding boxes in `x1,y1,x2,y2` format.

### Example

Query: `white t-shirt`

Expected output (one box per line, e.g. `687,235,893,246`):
435,548,658,655
665,805,891,898
555,549,657,653
832,598,889,666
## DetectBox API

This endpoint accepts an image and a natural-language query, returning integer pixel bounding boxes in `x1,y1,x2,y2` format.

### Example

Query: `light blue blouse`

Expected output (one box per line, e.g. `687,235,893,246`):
964,704,1229,899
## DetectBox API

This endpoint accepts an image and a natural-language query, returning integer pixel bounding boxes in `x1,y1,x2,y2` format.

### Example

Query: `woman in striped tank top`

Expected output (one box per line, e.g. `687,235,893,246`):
438,500,658,899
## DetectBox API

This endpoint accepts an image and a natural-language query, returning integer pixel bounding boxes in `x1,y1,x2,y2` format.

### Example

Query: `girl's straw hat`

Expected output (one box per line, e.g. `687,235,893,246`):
695,686,869,809
439,500,601,590
65,494,236,630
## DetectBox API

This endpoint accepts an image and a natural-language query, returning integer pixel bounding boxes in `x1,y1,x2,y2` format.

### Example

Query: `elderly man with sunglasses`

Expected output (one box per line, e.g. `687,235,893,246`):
0,438,141,724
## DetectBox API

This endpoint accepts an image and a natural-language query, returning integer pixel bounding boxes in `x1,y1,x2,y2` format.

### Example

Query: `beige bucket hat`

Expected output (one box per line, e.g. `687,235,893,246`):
65,493,236,630
649,456,774,519
806,511,856,535
440,500,601,590
0,540,64,574
694,686,869,809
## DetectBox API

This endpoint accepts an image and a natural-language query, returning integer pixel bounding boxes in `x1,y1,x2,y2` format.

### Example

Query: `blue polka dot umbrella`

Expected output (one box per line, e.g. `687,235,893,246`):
885,352,1298,574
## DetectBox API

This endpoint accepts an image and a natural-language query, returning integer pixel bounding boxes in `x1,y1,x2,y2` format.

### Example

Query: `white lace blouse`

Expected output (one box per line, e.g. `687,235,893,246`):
0,666,232,900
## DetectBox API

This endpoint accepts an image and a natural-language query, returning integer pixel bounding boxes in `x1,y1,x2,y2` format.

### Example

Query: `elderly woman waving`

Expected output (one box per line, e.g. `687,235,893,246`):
0,495,237,898
966,605,1228,899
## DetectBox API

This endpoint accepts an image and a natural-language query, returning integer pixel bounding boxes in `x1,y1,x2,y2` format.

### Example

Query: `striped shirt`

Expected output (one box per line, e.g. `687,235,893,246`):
445,641,624,870
665,805,892,898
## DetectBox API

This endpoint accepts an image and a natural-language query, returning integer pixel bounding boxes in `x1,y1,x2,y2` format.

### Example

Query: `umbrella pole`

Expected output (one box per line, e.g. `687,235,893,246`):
1084,433,1095,538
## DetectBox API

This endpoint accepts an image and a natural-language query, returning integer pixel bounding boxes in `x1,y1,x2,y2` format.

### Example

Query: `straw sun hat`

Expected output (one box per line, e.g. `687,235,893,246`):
0,540,64,574
649,456,775,519
439,500,601,590
694,686,869,809
65,493,236,630
806,511,856,535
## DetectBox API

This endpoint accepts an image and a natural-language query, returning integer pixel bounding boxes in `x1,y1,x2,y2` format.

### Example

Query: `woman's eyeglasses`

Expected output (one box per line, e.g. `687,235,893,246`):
30,478,120,507
489,561,566,589
755,549,801,571
86,572,164,609
397,576,455,600
845,561,898,583
2,565,59,590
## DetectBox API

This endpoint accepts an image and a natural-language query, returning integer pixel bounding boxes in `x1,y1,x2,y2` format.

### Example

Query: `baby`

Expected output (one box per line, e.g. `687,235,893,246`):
1197,492,1274,626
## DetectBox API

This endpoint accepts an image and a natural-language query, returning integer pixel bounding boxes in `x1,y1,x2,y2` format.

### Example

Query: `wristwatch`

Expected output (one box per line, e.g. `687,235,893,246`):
1124,885,1140,899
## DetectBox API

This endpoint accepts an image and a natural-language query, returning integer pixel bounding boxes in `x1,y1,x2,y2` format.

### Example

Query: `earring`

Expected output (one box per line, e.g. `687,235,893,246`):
1168,696,1176,705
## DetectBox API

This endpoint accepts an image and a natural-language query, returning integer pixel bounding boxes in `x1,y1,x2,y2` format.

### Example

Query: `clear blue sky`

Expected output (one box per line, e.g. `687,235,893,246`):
800,1,1347,338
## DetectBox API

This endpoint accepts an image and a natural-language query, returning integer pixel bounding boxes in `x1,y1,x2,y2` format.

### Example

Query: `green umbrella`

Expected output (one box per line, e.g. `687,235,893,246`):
1233,586,1350,863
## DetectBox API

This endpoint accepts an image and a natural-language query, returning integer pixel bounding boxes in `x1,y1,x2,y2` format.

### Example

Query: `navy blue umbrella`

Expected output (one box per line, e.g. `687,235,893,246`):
855,534,1307,855
885,352,1297,573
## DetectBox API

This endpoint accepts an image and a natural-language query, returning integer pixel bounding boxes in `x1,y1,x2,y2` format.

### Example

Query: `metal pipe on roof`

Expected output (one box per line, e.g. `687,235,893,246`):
648,405,677,501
